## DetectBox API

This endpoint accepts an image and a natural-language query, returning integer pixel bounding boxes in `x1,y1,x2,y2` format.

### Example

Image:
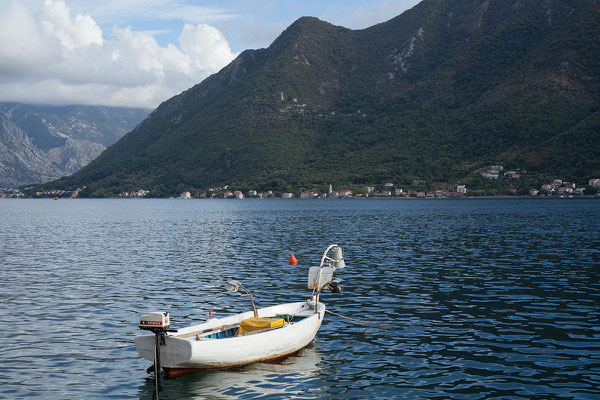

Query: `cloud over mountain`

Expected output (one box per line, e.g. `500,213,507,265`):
0,0,237,108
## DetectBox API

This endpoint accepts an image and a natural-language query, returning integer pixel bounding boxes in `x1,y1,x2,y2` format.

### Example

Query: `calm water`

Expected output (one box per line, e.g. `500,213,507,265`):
1,198,599,399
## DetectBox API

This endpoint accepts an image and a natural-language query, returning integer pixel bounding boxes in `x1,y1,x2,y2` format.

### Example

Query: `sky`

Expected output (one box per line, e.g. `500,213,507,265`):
0,0,421,109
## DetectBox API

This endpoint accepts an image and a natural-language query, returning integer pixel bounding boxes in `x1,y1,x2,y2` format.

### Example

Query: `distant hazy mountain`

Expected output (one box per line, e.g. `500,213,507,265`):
0,113,63,186
0,103,150,187
46,0,600,197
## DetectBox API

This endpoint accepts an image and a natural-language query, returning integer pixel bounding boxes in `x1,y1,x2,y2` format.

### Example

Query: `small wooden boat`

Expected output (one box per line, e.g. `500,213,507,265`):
136,301,325,377
135,244,345,379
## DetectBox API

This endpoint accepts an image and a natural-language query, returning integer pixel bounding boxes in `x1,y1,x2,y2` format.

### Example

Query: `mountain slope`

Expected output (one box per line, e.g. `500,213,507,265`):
47,0,600,196
0,103,150,187
0,113,64,186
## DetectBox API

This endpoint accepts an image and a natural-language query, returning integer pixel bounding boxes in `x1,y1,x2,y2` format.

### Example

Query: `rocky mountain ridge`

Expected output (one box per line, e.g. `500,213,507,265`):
0,103,150,187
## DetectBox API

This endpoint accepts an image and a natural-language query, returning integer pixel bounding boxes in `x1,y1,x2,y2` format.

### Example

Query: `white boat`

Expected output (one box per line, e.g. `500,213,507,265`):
135,244,345,379
136,301,325,377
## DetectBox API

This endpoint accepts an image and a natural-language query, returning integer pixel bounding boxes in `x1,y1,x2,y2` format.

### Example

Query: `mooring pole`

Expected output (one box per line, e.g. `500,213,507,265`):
154,333,161,398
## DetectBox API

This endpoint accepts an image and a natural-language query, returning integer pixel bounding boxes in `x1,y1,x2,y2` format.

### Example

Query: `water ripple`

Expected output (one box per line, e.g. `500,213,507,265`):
0,198,599,399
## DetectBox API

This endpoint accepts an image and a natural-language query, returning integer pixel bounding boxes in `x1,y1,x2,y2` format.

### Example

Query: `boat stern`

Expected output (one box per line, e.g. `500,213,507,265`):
135,334,193,367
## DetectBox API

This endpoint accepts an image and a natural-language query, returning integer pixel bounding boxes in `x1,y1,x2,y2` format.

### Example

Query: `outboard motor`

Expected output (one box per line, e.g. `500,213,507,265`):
139,311,170,333
139,312,174,397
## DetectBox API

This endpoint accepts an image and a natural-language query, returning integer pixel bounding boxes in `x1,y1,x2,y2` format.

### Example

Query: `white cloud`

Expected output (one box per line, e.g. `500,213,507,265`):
160,5,238,24
57,0,238,26
178,24,238,72
0,0,237,108
0,1,51,77
38,0,103,49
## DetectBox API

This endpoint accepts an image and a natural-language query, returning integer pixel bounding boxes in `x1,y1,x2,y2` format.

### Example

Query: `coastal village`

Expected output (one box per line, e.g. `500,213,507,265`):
3,165,600,199
180,175,600,199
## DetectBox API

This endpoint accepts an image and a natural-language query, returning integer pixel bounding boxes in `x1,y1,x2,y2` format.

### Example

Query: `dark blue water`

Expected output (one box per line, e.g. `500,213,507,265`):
1,199,599,399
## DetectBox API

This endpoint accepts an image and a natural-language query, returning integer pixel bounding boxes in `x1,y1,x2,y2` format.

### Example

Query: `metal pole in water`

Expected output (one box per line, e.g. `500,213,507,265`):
154,333,161,398
139,311,170,399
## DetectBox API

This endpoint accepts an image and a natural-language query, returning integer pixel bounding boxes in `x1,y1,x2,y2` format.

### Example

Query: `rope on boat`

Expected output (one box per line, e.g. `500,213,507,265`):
325,309,390,328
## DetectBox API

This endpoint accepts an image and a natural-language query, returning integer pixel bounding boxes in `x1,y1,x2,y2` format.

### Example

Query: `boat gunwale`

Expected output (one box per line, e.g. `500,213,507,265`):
137,301,323,342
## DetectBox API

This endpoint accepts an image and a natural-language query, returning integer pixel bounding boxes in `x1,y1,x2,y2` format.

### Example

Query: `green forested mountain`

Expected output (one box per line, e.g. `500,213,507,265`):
46,0,600,197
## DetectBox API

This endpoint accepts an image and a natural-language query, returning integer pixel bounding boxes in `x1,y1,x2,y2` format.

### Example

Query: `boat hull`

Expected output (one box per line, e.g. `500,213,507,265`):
135,301,325,376
162,348,304,378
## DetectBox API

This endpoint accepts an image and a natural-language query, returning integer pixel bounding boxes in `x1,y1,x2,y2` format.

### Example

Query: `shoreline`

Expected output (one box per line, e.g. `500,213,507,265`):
4,195,599,200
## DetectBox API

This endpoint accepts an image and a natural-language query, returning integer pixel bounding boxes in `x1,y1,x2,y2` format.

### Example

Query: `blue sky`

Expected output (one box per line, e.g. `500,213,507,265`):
1,0,421,108
60,0,421,51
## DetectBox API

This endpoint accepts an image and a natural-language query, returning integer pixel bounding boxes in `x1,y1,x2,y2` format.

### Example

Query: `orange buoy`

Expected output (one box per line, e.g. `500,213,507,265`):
289,253,298,265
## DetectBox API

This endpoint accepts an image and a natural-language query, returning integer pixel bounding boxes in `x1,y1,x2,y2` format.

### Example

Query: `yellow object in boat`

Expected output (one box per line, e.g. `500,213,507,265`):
236,317,285,335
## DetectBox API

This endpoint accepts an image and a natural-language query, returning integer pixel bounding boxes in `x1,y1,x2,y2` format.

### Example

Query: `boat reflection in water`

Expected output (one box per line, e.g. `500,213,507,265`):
137,344,323,399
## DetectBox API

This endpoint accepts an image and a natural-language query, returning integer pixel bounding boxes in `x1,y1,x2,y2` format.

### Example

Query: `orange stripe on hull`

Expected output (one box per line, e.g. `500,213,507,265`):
163,366,212,378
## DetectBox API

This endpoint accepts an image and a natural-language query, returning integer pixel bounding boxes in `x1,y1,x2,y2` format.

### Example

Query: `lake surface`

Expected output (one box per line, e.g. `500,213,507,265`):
1,198,599,399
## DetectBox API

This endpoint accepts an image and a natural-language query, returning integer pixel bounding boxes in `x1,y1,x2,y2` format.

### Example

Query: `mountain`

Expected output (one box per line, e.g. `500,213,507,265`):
0,103,150,187
0,113,64,186
45,0,600,197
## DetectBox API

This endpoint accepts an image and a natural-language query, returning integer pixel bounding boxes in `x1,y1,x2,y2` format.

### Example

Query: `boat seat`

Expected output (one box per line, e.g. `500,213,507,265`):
236,317,285,336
